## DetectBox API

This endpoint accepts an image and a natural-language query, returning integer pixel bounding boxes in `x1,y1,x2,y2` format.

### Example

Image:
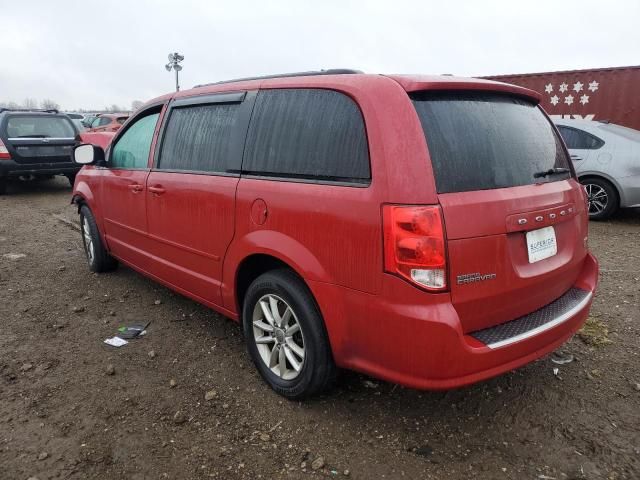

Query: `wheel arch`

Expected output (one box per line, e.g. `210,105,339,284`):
71,185,109,249
234,253,305,316
578,172,623,207
71,181,95,212
223,230,334,316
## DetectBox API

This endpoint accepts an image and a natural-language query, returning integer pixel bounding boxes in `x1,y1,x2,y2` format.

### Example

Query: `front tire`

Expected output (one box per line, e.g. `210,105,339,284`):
79,205,117,273
242,270,335,399
66,174,77,187
581,177,618,220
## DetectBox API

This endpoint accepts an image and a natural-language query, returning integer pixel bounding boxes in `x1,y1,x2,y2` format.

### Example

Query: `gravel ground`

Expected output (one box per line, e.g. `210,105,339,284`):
1,177,639,480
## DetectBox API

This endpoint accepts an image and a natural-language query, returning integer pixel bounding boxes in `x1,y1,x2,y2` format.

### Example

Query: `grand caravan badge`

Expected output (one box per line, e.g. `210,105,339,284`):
456,272,497,285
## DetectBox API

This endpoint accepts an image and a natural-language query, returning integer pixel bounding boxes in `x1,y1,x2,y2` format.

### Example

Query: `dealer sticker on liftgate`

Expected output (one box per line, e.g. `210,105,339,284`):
526,226,558,263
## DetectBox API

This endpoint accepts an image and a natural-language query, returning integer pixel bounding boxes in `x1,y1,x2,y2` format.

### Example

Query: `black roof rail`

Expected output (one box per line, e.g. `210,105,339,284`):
194,68,364,88
0,108,60,114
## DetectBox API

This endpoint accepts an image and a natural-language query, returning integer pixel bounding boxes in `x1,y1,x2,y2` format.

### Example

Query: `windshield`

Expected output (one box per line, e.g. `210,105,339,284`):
411,91,571,194
6,115,76,138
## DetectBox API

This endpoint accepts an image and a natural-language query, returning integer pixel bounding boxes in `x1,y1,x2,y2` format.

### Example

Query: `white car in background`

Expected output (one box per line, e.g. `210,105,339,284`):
554,119,640,220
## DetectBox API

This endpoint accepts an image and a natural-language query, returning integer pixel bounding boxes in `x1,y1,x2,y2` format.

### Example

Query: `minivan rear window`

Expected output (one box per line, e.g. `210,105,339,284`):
411,92,570,194
243,89,370,183
6,115,75,138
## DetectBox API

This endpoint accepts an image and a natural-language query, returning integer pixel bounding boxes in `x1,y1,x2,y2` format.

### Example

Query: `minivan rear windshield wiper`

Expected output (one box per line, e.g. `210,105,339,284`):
16,134,50,138
533,167,571,179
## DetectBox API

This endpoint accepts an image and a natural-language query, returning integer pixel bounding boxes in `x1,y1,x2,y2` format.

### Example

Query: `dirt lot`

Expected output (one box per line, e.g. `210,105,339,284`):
1,177,639,480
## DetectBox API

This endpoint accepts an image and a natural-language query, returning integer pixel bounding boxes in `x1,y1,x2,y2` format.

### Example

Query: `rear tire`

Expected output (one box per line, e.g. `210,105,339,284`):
66,174,77,187
581,177,618,220
79,205,117,273
242,269,335,399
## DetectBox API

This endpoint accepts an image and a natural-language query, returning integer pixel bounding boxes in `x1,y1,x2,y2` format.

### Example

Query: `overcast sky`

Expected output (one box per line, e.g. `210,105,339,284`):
1,0,638,110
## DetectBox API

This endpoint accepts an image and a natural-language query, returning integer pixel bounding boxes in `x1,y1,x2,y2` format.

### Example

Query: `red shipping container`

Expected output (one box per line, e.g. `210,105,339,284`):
483,65,640,130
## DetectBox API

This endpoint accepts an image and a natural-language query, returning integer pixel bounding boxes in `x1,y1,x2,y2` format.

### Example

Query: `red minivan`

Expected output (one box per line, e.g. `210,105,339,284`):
71,70,598,398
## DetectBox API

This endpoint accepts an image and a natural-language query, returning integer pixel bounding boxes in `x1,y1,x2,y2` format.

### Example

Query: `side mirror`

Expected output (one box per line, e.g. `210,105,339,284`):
73,144,105,166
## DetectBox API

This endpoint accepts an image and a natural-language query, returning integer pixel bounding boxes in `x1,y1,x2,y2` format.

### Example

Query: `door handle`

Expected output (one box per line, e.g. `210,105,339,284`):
570,154,583,161
148,185,166,195
128,183,143,193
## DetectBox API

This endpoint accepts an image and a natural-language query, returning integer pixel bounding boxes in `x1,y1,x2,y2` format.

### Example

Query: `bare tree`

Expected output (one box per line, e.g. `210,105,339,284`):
0,101,21,109
131,100,144,111
41,99,60,110
23,98,38,109
109,104,123,113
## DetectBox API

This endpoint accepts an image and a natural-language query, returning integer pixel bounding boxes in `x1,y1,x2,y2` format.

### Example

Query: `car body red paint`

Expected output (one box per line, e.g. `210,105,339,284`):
78,131,115,150
72,73,598,390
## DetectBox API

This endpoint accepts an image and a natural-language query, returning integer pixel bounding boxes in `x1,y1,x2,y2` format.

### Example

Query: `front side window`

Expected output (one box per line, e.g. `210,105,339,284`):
158,103,241,173
110,113,159,169
557,125,604,149
243,88,370,183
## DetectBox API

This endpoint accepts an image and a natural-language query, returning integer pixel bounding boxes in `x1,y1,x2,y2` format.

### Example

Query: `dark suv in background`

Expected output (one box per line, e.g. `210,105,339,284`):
0,109,80,194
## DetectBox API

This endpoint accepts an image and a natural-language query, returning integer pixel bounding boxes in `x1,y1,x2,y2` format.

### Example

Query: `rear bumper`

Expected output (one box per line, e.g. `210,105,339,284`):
311,252,598,390
0,159,80,177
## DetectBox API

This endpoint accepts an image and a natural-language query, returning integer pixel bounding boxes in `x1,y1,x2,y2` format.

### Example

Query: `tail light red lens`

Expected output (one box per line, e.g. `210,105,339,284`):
383,205,448,291
0,139,10,160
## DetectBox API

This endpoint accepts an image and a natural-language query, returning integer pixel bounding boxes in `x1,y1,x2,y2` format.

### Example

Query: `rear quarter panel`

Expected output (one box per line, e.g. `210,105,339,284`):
221,75,438,314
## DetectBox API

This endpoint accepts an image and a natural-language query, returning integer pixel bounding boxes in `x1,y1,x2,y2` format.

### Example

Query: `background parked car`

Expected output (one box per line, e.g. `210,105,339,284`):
85,113,129,133
554,119,640,220
64,112,86,132
0,108,80,194
82,114,97,128
77,131,116,151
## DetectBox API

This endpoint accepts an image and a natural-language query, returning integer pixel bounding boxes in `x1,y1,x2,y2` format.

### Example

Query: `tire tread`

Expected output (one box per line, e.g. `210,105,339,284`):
79,205,117,273
242,269,335,399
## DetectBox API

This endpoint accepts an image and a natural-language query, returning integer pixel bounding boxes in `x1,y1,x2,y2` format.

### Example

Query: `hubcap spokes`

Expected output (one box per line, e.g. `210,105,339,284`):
82,217,95,263
252,294,305,380
585,184,608,214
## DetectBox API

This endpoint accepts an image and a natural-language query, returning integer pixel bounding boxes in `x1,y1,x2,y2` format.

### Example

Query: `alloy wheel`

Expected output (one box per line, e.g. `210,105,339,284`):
82,217,95,264
585,183,608,215
252,294,305,380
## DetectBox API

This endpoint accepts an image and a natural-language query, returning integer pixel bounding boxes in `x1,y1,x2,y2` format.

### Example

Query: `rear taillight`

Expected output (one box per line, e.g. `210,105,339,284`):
383,205,448,291
0,139,10,160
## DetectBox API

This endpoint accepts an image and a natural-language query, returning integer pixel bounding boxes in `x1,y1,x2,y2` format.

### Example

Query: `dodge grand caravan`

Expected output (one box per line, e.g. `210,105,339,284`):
71,70,599,398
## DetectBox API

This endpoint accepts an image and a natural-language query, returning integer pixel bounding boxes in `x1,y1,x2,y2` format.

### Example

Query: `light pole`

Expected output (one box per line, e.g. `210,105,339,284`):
165,52,184,91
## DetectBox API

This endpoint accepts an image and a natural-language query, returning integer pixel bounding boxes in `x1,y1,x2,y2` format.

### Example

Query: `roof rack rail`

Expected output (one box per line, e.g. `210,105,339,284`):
0,108,59,114
194,68,364,88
